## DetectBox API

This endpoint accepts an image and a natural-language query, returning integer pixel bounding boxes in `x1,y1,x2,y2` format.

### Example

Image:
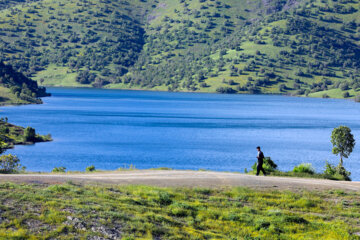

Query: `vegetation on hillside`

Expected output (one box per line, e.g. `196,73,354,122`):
131,0,360,98
0,118,52,149
0,0,147,88
0,61,49,105
0,0,360,99
0,182,358,239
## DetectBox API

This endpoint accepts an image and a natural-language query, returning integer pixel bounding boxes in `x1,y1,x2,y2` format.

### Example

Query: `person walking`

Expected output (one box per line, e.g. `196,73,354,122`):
256,146,266,176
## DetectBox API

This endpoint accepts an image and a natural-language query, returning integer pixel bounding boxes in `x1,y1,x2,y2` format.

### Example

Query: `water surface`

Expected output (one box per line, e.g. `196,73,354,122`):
2,88,360,180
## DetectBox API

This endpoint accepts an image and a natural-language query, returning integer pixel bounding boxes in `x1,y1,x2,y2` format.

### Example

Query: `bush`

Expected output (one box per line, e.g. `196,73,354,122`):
157,191,173,206
324,162,336,176
23,127,36,142
52,167,66,173
86,165,96,172
324,162,351,181
0,154,23,173
252,157,278,173
293,163,315,175
216,86,236,94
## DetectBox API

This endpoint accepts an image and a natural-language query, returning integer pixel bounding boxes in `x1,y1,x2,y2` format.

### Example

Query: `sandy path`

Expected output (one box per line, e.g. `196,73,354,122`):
0,170,359,191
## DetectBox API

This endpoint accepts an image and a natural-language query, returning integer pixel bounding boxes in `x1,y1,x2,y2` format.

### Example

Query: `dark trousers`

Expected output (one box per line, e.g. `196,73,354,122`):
256,162,266,176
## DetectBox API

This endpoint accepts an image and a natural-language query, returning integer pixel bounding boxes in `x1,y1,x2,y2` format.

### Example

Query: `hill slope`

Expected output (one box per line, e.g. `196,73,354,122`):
0,0,360,99
0,61,48,105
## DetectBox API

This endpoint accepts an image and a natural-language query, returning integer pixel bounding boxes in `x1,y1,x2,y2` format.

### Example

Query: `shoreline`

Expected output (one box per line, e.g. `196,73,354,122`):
0,85,356,107
43,85,356,101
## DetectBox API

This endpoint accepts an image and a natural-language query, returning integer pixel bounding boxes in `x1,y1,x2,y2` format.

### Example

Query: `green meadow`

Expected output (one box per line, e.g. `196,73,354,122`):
0,182,358,239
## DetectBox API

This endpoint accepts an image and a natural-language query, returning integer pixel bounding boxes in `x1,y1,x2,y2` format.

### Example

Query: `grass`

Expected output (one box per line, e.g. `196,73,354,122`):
32,65,91,88
0,86,29,106
0,182,358,239
308,88,358,99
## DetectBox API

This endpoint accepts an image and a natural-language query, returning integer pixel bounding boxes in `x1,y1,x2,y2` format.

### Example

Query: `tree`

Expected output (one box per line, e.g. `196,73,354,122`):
331,126,355,165
24,127,36,142
0,154,22,173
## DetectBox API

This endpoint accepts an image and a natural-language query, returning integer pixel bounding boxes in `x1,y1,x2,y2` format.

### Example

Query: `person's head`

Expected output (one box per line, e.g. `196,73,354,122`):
256,146,261,151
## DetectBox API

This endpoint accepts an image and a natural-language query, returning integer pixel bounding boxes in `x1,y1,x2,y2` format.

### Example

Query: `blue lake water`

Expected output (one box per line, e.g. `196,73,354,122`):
1,87,360,180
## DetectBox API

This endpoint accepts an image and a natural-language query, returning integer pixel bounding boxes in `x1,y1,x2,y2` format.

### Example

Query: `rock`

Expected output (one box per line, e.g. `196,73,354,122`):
65,216,87,231
91,225,122,239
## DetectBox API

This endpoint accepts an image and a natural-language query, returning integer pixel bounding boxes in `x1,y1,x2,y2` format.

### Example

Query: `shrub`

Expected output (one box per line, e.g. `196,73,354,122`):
216,86,236,94
157,191,173,206
23,127,36,142
324,161,336,176
0,154,23,173
86,165,96,172
252,157,278,173
323,161,351,181
52,167,66,173
293,163,315,174
336,164,351,181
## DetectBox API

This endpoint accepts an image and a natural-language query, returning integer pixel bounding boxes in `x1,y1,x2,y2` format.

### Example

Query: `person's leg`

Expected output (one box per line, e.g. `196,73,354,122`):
256,164,261,176
261,166,266,176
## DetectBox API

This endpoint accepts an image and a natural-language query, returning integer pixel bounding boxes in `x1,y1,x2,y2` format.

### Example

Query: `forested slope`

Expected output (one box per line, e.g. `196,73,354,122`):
0,61,48,105
0,0,360,99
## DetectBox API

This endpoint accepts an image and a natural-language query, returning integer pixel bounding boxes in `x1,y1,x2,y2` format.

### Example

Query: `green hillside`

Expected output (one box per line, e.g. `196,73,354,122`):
0,61,49,105
0,0,360,99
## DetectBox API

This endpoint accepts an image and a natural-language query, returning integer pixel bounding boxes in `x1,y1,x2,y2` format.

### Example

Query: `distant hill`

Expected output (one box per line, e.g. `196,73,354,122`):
0,0,360,99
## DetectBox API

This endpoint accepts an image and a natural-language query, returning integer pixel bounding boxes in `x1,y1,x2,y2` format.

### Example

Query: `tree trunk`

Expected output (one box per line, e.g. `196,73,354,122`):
340,153,343,166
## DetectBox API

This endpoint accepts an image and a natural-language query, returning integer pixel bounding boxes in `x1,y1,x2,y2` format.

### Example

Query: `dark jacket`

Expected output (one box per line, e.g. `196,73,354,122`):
257,151,264,164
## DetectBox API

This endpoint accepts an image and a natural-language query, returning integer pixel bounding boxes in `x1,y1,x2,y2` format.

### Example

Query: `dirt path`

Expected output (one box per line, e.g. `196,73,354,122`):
0,170,360,191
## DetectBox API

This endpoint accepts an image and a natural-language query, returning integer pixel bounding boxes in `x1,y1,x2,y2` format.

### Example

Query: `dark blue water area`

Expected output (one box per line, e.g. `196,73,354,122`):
1,87,360,180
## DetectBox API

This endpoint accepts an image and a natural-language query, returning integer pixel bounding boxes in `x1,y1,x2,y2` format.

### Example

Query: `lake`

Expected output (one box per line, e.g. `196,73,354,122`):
2,87,360,180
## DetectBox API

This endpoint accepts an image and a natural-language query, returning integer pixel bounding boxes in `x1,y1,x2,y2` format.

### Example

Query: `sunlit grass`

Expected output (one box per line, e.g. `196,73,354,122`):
0,182,358,239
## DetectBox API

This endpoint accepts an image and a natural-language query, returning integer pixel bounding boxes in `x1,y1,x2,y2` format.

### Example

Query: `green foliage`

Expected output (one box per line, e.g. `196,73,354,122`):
252,157,278,173
23,127,36,142
0,140,7,155
0,0,146,88
0,62,49,104
52,167,66,173
0,0,359,99
293,163,315,175
0,183,357,239
0,119,51,149
324,161,351,181
324,161,337,176
0,154,23,173
331,126,355,164
157,191,173,206
85,165,96,172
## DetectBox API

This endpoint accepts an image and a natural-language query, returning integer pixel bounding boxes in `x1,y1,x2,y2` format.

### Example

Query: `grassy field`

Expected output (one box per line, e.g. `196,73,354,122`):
0,182,358,239
32,65,91,88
